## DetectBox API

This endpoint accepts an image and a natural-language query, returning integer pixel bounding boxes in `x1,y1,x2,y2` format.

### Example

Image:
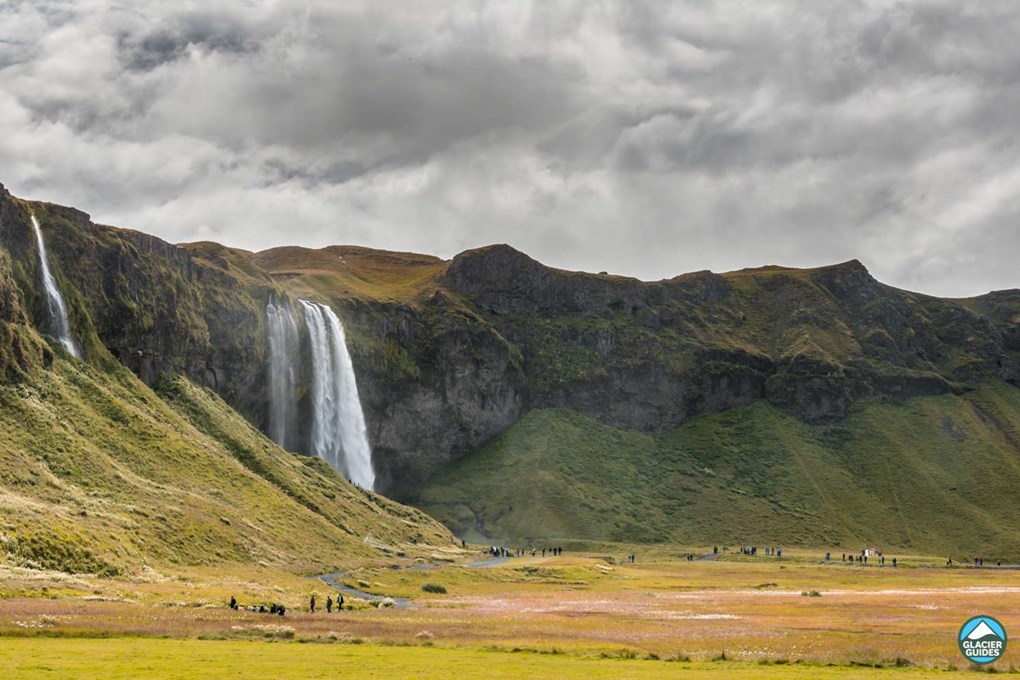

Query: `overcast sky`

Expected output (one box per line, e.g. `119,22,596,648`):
1,1,1018,297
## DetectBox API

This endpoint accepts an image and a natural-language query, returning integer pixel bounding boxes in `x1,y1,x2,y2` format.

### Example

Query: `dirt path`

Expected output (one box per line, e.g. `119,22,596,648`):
317,572,414,609
462,556,511,568
317,557,514,608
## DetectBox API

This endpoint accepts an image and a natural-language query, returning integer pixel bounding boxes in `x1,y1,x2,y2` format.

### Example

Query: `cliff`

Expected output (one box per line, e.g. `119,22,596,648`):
2,184,1020,552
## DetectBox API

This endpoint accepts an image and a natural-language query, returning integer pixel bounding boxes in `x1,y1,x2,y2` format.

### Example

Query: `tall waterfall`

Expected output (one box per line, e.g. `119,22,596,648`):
265,299,299,451
299,300,375,490
30,214,81,359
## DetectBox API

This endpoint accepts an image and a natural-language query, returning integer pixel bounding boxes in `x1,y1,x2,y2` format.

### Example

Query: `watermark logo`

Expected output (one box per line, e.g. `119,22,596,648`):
958,615,1007,665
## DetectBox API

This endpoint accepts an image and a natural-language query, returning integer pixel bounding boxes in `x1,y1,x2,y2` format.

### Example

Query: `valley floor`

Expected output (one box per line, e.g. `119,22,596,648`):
1,548,1018,677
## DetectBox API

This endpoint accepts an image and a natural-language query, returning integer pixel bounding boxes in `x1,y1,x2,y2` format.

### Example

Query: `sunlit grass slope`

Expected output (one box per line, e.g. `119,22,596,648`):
0,359,449,576
252,245,446,304
416,383,1020,558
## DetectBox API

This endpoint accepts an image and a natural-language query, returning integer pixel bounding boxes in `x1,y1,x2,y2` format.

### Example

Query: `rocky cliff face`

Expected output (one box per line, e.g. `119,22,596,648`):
341,296,524,494
2,185,1018,500
439,246,1017,428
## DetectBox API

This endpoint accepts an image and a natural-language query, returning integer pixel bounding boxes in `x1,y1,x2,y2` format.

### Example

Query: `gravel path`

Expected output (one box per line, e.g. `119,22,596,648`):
317,572,414,609
462,556,512,568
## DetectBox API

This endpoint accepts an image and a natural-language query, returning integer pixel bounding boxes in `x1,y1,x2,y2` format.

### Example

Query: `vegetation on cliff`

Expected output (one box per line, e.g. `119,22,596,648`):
415,383,1020,557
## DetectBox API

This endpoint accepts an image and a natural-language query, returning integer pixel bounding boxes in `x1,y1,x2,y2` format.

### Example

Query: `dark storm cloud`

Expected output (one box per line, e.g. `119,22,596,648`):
119,11,260,72
0,0,1018,296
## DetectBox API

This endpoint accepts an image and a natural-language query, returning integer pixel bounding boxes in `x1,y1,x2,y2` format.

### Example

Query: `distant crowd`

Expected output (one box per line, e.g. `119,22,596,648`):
489,546,564,558
831,550,894,566
734,545,782,557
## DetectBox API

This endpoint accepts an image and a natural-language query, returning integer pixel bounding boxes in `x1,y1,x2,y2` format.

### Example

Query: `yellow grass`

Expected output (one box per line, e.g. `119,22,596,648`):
0,637,999,679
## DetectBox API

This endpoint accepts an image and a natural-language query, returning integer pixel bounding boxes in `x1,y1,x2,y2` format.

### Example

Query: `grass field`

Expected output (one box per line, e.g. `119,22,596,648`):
2,551,1018,677
0,638,1004,680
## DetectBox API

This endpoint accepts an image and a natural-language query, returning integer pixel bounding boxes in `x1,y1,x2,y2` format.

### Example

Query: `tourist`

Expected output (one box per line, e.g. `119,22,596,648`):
326,596,333,613
310,594,316,613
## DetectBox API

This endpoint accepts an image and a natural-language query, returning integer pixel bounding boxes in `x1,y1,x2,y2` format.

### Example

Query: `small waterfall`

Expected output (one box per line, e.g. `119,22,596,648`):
299,300,375,490
30,214,81,359
265,299,299,450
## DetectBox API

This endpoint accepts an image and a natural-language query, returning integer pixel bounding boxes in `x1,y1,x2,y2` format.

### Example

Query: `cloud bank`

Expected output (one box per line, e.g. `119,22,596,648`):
2,1,1018,296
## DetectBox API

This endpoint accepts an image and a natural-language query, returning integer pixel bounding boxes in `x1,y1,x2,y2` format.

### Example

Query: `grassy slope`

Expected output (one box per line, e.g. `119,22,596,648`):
415,383,1020,558
0,359,450,576
251,245,446,304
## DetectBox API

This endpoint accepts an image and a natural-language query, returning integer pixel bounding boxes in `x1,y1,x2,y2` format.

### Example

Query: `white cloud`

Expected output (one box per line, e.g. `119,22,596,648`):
0,0,1018,296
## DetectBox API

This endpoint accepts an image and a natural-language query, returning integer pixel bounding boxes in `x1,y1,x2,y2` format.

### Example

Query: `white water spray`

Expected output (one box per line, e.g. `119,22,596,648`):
30,214,81,359
266,299,299,450
300,300,375,490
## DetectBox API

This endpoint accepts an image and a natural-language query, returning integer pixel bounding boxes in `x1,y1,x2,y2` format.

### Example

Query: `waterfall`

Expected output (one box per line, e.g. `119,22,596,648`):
265,299,299,451
299,300,375,490
30,214,81,359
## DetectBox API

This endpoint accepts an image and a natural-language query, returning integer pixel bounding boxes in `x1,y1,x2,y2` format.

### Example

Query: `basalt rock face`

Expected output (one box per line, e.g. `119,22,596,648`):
438,248,1016,429
1,186,1018,499
324,294,524,496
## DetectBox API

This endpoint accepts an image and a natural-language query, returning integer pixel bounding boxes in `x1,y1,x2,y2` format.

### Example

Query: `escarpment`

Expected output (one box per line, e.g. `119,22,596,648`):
1,185,1018,502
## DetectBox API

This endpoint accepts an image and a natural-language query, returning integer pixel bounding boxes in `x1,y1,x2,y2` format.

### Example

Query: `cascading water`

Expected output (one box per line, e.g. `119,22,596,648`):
299,300,375,490
265,299,299,451
30,214,81,359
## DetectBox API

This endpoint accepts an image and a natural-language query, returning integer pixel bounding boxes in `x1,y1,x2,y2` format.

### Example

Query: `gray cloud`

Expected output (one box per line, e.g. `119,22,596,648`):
0,0,1018,296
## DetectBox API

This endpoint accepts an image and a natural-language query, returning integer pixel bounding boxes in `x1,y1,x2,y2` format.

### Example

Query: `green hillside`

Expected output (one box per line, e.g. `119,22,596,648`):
0,358,449,576
415,383,1020,559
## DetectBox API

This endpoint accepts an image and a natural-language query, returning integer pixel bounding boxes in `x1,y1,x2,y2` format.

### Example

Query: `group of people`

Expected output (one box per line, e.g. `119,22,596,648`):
229,596,287,616
834,551,896,566
229,592,348,615
731,545,781,557
308,593,345,613
946,555,1000,567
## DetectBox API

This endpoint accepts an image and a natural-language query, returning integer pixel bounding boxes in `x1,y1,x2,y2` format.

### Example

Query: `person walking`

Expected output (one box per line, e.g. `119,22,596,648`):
310,594,316,613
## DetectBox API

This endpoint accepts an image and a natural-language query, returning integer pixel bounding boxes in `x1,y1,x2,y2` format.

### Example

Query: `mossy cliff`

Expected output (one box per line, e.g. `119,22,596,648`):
0,183,288,427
